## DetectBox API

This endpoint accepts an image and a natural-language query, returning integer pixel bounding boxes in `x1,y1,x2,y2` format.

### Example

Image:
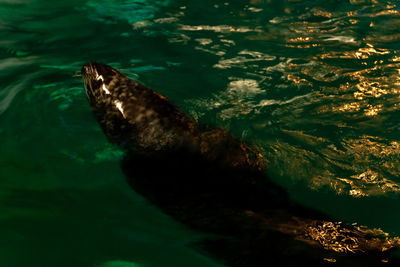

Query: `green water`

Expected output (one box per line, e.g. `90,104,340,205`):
1,0,400,266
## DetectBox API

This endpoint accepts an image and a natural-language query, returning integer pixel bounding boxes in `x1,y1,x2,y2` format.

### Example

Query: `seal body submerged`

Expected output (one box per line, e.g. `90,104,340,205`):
82,62,400,266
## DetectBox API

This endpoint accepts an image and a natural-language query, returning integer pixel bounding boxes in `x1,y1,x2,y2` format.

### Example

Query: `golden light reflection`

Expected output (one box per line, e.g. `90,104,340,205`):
344,136,400,158
285,35,320,49
246,210,400,255
375,9,400,16
332,102,361,113
319,51,357,59
305,221,400,253
347,4,398,17
346,169,400,196
335,137,400,197
286,36,312,43
364,104,382,116
354,43,390,59
307,222,361,253
346,11,358,17
319,44,390,61
335,48,400,108
391,56,400,62
349,19,358,24
302,134,400,197
354,80,389,100
312,9,332,18
287,74,312,86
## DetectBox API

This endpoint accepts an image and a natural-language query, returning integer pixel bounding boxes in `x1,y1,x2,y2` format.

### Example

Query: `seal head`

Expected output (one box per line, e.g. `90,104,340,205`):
82,62,198,151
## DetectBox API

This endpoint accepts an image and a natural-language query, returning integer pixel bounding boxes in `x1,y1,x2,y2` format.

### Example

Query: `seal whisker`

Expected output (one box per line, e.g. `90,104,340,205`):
73,71,82,78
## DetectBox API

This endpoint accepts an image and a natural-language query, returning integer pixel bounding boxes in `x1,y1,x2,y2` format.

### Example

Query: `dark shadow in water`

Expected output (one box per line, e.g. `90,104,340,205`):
121,146,400,266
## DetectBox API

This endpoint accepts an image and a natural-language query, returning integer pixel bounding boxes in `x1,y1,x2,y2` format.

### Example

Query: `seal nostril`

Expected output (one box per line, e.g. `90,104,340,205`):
81,65,89,75
82,62,97,76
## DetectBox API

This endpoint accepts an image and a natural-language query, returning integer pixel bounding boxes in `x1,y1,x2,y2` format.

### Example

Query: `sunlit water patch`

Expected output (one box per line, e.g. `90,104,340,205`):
157,0,400,197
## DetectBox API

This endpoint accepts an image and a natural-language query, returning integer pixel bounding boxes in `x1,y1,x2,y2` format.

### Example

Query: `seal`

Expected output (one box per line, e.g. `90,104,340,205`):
82,62,400,266
82,61,264,170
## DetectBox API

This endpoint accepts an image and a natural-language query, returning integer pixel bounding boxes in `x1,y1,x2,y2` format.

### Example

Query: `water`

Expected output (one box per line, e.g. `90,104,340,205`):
1,0,400,266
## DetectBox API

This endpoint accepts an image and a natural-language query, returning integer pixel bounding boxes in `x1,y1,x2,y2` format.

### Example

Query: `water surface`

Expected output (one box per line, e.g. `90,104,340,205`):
1,0,400,266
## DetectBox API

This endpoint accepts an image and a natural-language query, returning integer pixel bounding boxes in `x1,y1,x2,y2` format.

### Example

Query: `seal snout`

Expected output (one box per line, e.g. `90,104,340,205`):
81,64,91,76
81,62,97,79
82,62,120,102
82,61,118,81
82,62,102,99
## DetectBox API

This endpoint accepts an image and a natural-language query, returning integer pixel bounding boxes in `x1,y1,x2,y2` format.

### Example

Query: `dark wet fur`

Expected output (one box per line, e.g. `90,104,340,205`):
82,62,400,266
